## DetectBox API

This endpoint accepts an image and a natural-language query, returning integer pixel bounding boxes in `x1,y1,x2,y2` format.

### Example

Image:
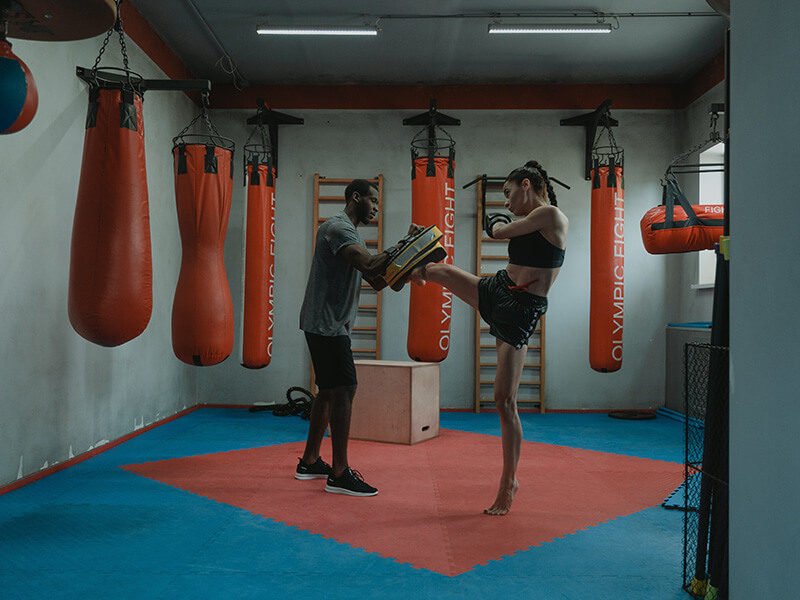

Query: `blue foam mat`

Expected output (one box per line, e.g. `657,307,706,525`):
0,408,687,600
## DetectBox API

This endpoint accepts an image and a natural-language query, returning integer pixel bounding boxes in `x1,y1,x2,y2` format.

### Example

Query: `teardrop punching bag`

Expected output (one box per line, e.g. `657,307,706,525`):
589,156,624,372
68,83,152,346
172,141,235,366
0,40,38,134
407,150,456,362
240,152,275,369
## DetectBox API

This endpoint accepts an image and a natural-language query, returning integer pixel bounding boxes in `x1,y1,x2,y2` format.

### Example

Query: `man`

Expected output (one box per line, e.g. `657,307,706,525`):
297,179,422,496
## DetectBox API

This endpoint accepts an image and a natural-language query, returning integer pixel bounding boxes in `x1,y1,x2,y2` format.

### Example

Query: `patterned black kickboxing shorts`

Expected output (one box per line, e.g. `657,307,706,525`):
477,269,548,349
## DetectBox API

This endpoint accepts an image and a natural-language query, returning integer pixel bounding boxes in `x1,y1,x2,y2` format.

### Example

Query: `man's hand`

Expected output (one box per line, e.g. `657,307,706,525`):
407,223,424,237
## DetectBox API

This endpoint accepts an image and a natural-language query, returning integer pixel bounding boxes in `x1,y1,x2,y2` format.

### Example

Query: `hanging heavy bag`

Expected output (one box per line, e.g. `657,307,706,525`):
68,63,152,347
171,106,236,366
240,147,276,369
407,146,456,363
589,156,624,373
640,177,724,254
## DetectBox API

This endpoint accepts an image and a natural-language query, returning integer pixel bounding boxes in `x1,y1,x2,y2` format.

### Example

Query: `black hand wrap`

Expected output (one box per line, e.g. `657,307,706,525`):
483,213,512,238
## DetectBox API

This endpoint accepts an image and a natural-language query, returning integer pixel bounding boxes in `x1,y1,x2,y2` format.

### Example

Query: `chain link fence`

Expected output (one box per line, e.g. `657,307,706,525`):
683,343,729,599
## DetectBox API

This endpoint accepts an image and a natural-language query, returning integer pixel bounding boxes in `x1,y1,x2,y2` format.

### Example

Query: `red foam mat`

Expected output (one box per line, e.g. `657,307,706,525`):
122,429,683,576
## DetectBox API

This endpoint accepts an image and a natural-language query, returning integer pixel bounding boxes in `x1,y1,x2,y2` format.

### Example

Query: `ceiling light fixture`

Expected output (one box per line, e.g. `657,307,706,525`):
256,25,379,36
488,23,613,34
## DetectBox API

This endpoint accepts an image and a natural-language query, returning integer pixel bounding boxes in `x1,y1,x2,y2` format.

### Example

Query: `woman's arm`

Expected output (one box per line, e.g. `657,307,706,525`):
492,205,568,242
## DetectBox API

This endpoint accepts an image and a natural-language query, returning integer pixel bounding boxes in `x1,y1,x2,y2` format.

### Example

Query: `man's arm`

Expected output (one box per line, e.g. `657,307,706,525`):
339,243,392,281
339,223,425,283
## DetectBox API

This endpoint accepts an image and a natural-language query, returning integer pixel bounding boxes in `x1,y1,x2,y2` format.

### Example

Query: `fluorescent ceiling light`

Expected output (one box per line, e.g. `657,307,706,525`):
257,25,378,36
488,23,612,34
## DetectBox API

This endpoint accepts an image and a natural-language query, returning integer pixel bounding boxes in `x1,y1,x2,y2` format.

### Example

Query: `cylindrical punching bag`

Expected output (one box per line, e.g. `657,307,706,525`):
0,40,38,134
589,156,624,372
407,150,456,362
240,151,275,369
68,83,152,346
172,140,235,366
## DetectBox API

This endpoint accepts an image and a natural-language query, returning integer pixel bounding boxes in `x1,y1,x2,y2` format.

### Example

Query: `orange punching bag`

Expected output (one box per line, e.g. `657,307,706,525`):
68,80,152,346
171,137,235,366
589,156,624,372
240,150,275,369
407,149,456,362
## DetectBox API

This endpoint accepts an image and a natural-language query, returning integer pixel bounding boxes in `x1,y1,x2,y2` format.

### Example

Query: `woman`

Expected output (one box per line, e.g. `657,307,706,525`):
409,160,568,515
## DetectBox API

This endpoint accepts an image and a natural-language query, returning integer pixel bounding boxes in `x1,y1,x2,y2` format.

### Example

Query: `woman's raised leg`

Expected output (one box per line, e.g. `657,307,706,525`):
408,263,481,310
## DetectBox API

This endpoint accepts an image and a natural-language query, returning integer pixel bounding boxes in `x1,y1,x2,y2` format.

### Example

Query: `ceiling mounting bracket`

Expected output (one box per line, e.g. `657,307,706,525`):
76,65,211,94
560,99,618,180
403,98,460,144
245,98,303,177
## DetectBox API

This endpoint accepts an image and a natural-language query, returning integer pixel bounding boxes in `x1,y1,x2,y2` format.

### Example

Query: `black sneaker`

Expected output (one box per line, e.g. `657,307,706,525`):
295,457,332,480
325,467,378,497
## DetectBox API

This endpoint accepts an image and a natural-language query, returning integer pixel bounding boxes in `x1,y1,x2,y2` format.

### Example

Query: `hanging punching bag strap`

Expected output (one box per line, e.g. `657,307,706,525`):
248,154,261,185
447,146,455,178
607,156,617,188
592,157,601,189
176,144,188,174
86,86,101,128
662,177,703,229
119,89,138,131
204,144,218,174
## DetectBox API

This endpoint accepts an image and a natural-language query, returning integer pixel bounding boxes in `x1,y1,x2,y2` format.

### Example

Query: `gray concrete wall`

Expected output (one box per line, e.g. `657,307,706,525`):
1,33,723,489
674,84,725,324
0,36,198,486
730,3,800,597
200,107,688,411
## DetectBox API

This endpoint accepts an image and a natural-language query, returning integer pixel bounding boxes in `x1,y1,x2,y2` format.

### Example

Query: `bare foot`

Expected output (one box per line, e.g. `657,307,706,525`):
484,478,519,516
407,265,427,286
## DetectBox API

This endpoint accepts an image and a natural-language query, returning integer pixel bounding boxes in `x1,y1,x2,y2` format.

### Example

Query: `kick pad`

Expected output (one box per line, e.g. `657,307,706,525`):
370,225,447,291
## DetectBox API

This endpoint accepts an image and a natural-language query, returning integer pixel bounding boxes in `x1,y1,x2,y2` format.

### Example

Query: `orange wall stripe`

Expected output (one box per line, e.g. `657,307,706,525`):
210,83,686,111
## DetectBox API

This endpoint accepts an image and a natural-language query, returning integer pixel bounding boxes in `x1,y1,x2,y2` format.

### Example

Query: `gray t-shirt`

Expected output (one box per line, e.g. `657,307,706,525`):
299,211,364,336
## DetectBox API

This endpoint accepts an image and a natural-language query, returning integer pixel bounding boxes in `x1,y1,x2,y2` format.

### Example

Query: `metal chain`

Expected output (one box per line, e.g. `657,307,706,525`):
593,123,621,154
174,91,223,141
411,124,455,151
243,120,272,153
201,92,221,137
92,28,114,71
116,6,130,71
669,111,723,166
91,0,130,72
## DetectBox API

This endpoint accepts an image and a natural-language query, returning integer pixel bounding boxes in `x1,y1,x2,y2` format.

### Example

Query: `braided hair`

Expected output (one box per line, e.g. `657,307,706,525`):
506,160,558,206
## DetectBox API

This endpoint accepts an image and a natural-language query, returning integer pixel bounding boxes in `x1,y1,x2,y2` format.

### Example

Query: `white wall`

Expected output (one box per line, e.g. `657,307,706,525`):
730,3,800,597
201,108,686,411
0,36,198,486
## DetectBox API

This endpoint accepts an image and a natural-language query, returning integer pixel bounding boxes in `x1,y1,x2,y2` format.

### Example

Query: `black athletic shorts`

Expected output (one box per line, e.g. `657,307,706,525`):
477,269,548,349
304,332,358,390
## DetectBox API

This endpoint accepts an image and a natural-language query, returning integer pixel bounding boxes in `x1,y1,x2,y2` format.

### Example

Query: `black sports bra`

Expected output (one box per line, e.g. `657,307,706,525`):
508,230,565,268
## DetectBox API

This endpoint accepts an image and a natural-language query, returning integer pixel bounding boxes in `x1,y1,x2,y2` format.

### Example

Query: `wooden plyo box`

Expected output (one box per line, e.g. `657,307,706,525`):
350,360,440,445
